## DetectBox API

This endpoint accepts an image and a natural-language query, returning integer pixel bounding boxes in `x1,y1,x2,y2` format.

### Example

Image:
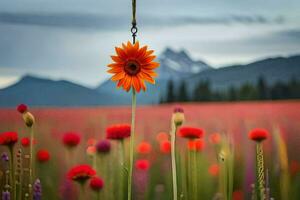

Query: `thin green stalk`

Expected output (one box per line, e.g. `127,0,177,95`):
79,183,85,200
29,127,34,182
255,143,265,200
227,145,234,200
97,191,101,200
171,125,178,200
28,127,35,199
188,150,196,200
92,154,97,170
120,141,125,200
193,151,198,200
128,89,136,200
9,146,16,200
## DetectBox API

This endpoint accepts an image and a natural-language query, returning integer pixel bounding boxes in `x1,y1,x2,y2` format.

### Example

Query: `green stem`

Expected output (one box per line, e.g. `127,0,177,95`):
92,154,97,170
9,146,16,200
17,149,23,200
128,89,136,200
29,127,34,199
79,183,85,200
193,151,198,200
29,127,34,182
171,124,178,200
97,191,101,200
255,143,265,200
120,141,125,200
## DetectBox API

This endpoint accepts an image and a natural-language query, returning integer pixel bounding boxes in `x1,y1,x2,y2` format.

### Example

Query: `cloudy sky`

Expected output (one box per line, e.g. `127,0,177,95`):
0,0,299,88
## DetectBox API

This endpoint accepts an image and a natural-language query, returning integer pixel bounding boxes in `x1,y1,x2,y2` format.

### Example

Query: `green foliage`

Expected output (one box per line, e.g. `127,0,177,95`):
161,77,300,103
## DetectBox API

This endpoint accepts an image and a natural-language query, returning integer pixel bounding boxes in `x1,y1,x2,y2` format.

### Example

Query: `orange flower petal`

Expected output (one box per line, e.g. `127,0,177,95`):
117,79,125,88
140,72,155,84
146,50,154,56
142,62,160,70
111,55,124,63
133,77,141,92
139,55,156,64
139,77,147,91
115,47,127,60
107,67,123,73
136,46,148,59
111,71,125,81
142,69,158,77
108,63,123,68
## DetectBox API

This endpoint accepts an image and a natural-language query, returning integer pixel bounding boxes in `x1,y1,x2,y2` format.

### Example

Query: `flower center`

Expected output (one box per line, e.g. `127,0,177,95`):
124,60,141,76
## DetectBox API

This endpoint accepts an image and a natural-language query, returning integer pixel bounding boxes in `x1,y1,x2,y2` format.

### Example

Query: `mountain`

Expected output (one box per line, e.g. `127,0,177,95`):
0,49,299,107
0,75,124,107
187,55,300,91
157,48,212,79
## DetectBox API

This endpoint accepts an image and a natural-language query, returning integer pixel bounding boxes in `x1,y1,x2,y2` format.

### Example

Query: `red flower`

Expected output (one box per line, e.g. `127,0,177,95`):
89,177,104,192
17,104,28,113
0,131,18,146
137,142,152,154
21,137,30,147
135,159,150,170
67,164,96,183
187,139,205,152
248,128,269,142
209,133,221,144
160,141,171,154
87,138,96,146
208,164,219,176
290,160,300,176
106,124,131,140
62,132,81,148
86,146,96,156
233,190,244,200
37,149,50,163
179,127,205,139
156,132,169,142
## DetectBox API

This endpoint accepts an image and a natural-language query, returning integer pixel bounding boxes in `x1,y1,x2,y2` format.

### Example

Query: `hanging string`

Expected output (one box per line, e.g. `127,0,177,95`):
131,0,138,44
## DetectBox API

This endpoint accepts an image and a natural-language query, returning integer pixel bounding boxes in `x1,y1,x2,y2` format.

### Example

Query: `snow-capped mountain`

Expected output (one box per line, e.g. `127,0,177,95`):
158,48,212,79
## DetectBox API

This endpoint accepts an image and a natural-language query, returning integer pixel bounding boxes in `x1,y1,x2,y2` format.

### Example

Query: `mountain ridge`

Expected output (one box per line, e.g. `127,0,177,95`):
0,49,299,107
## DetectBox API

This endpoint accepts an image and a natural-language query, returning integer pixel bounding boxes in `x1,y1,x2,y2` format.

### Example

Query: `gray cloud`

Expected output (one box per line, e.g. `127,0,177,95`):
275,29,300,41
0,12,286,31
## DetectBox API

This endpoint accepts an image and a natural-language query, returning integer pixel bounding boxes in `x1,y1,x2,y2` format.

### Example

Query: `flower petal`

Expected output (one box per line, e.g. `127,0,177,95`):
142,62,160,70
107,67,123,73
139,55,156,64
142,68,157,76
115,47,127,60
140,71,155,84
111,71,125,81
132,76,141,92
111,55,124,63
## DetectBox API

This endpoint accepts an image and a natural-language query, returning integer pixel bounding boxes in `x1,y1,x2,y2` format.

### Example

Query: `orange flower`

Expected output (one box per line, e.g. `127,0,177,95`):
209,133,221,144
108,41,159,92
187,139,205,152
137,142,152,154
156,132,169,142
208,164,219,176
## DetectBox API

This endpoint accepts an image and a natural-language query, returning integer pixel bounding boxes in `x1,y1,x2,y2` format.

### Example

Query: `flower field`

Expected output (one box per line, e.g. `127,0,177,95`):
0,101,300,199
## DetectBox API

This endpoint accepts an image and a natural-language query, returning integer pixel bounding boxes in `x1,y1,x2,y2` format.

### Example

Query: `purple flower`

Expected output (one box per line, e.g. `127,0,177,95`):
96,140,111,153
173,107,184,113
33,179,42,200
1,153,9,162
2,191,10,200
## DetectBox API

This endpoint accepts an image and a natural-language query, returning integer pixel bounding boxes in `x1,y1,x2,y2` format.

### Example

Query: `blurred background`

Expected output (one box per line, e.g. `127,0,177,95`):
0,0,300,106
1,1,300,199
